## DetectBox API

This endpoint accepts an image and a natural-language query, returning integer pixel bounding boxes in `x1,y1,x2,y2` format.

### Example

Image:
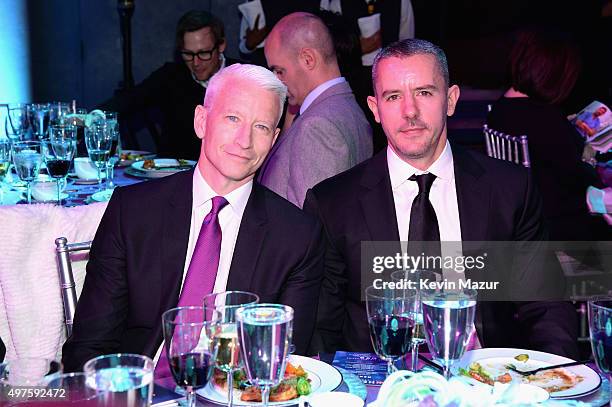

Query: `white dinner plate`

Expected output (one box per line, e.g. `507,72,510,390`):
129,159,196,179
117,150,156,166
197,355,343,406
452,348,602,399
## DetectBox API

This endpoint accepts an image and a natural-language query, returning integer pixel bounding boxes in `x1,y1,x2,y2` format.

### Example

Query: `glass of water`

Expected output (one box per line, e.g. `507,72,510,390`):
83,353,154,407
103,112,121,190
588,297,612,406
11,140,43,204
422,288,477,379
0,139,10,204
203,291,259,407
84,121,112,190
236,304,293,407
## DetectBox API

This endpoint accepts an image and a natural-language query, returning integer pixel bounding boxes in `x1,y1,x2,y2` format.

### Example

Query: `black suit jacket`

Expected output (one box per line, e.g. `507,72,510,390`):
304,145,579,358
63,170,324,371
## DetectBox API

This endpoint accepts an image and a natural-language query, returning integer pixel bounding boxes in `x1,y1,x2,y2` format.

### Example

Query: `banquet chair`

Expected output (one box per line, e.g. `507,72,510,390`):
483,124,531,168
55,237,92,338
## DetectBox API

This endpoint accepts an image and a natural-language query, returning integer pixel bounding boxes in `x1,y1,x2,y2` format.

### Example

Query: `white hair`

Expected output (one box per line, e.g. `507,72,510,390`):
204,63,287,122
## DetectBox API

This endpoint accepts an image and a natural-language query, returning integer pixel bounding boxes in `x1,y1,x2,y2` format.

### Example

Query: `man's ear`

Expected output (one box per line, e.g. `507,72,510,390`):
272,127,281,145
299,47,317,71
194,105,208,140
367,95,381,123
218,39,227,54
446,85,460,117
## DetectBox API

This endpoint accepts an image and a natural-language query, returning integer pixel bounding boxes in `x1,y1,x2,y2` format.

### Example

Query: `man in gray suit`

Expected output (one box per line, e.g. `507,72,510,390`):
258,12,373,208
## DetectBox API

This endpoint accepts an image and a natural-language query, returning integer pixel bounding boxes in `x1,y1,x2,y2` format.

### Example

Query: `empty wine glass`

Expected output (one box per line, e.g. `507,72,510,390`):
236,304,293,407
365,285,414,376
6,104,28,140
103,112,121,190
48,102,71,127
11,141,43,204
47,125,77,204
422,288,477,379
162,306,219,407
0,139,10,204
84,121,112,190
203,291,259,407
29,103,51,140
588,297,611,405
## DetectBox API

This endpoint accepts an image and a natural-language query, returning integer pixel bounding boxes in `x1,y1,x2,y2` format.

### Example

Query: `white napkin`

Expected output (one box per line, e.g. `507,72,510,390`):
238,0,266,30
357,13,381,38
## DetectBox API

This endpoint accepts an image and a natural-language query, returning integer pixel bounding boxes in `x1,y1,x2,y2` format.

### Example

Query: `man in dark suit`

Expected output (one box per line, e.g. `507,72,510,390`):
100,10,239,160
304,39,579,358
63,64,324,372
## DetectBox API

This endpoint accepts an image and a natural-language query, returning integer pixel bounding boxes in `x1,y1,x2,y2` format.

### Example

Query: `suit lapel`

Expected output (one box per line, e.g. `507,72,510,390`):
143,170,193,356
226,184,267,291
359,151,401,243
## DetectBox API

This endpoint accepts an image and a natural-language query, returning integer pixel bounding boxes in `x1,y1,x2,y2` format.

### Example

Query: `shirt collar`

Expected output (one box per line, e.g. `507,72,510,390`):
191,54,226,88
387,140,454,190
193,166,252,216
300,77,346,115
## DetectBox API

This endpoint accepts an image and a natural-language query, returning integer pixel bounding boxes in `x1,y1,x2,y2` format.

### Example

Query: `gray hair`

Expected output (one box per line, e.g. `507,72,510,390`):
372,39,450,92
204,63,287,122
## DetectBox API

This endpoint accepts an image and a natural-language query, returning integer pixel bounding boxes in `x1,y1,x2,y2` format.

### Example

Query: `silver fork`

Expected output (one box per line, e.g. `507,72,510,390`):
505,359,591,376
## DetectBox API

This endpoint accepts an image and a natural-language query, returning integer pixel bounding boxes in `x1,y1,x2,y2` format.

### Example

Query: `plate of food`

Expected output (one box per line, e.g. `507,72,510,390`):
117,150,156,166
128,158,196,178
452,348,601,399
197,355,343,406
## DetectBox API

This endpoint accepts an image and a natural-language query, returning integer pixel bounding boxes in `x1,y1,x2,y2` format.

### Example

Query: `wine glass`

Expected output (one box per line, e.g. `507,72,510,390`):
588,297,612,404
236,304,293,407
203,291,259,407
0,139,10,204
11,141,43,204
29,103,51,140
162,306,219,407
48,102,71,127
84,121,112,190
103,112,121,190
47,125,77,205
421,288,477,379
83,353,154,407
390,269,438,371
365,285,414,376
6,104,28,140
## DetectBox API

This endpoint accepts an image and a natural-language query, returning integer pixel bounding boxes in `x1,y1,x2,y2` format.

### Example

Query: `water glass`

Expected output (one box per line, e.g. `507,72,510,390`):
11,140,43,204
422,288,477,379
6,104,28,140
0,358,61,403
162,306,219,407
203,291,259,407
365,285,415,376
588,297,612,405
29,103,51,140
48,102,71,126
43,372,103,404
104,112,120,190
83,353,154,407
46,125,76,205
236,303,293,407
84,122,112,190
0,140,10,204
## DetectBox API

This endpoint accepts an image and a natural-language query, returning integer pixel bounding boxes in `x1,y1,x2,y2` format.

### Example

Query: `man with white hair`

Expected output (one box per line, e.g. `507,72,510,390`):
63,64,325,371
259,12,373,208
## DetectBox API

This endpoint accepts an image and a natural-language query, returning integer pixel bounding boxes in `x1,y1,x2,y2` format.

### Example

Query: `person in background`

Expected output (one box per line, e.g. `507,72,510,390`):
63,64,324,372
258,12,373,208
487,27,608,241
305,39,578,359
99,10,238,160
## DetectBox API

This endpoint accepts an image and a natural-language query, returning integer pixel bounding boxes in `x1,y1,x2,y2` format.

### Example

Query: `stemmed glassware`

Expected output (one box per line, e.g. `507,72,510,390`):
588,297,611,404
11,141,43,204
84,121,112,190
29,103,50,140
365,285,414,376
203,291,259,407
162,306,220,407
236,303,294,407
421,288,477,379
48,102,71,127
0,140,10,204
6,104,28,140
104,112,121,190
46,125,77,205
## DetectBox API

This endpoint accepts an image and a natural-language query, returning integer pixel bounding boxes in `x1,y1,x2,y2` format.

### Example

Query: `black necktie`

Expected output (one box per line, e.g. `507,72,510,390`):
407,173,441,262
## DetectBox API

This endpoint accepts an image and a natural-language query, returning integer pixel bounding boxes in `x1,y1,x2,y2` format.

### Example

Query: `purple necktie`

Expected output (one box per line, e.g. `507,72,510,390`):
155,195,228,384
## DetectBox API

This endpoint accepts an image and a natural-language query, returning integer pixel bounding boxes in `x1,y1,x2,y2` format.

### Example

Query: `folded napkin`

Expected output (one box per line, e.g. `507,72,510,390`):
586,186,612,225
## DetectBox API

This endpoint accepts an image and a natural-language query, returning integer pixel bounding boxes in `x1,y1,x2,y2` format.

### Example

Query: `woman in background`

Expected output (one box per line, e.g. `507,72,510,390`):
487,27,607,241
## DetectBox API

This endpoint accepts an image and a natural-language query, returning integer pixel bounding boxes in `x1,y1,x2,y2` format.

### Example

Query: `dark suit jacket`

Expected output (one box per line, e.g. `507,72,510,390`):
99,60,238,160
63,170,324,371
304,144,579,359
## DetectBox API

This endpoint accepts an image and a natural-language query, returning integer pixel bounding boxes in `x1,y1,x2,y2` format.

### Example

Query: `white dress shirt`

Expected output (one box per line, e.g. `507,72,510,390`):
300,77,346,115
320,0,415,66
154,167,252,364
191,54,226,88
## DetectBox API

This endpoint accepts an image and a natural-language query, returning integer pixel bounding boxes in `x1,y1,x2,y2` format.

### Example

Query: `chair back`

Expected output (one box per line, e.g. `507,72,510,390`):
55,237,92,338
483,124,531,168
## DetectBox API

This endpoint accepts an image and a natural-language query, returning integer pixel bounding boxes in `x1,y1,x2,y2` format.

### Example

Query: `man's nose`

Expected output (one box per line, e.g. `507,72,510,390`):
401,95,419,119
234,125,252,148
